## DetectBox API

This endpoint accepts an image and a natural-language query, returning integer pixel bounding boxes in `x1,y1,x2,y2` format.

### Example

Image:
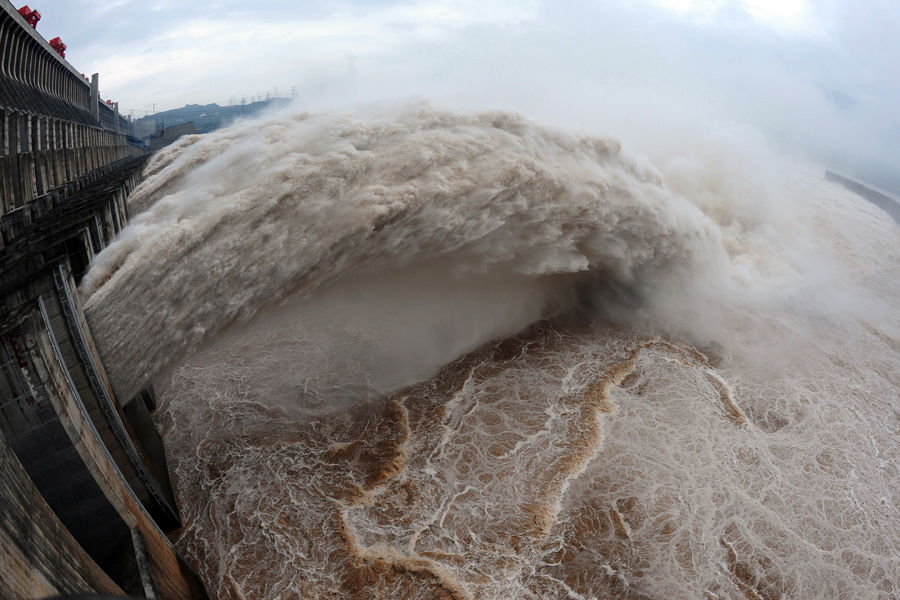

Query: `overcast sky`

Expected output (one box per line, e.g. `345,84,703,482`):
25,0,900,191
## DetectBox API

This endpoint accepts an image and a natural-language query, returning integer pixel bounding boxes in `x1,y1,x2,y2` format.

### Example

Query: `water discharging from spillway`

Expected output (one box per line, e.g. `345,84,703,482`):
81,109,898,599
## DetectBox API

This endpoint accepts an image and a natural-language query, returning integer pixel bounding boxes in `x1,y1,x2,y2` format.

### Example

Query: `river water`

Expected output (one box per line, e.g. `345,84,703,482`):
82,109,898,599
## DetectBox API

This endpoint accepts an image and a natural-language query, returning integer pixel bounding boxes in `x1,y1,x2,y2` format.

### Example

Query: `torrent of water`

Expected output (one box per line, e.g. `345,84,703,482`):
81,108,899,599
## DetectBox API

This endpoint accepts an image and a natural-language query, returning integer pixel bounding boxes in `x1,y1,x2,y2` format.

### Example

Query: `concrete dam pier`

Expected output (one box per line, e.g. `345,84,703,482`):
0,2,208,598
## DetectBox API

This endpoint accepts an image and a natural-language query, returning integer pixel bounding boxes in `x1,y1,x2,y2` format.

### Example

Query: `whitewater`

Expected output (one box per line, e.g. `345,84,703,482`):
80,108,898,599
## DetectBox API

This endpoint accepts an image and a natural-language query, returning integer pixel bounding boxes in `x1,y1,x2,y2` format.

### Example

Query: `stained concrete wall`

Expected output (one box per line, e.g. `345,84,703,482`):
0,4,92,121
0,161,183,535
0,299,208,599
2,154,136,259
0,422,124,599
0,0,135,214
0,3,208,597
0,107,130,218
0,154,145,274
0,156,208,600
0,1,130,132
0,303,144,597
40,264,181,527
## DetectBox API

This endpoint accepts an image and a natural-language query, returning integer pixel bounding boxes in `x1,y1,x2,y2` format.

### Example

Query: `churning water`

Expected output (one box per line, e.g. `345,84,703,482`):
82,108,898,599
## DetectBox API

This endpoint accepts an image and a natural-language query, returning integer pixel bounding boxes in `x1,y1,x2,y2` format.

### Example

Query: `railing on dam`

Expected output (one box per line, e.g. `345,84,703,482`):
1,0,137,217
1,2,93,123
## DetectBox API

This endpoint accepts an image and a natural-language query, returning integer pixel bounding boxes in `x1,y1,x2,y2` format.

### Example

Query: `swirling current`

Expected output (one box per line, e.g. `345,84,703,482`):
81,108,899,599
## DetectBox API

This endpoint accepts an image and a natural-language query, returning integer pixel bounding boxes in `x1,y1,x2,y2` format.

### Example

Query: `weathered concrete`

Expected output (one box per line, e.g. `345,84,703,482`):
0,154,146,278
1,294,208,599
0,3,130,130
0,107,134,218
89,74,99,125
0,0,90,111
40,264,181,529
0,422,123,599
0,168,207,598
0,1,209,597
1,0,136,214
1,301,145,597
0,3,92,121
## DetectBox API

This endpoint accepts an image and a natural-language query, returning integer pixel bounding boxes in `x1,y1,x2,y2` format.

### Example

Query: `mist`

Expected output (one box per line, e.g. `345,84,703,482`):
318,1,897,194
81,101,895,408
38,0,897,196
80,108,730,401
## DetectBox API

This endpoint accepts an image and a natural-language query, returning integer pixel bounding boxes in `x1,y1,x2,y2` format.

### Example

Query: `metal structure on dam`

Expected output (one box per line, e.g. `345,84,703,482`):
0,2,208,598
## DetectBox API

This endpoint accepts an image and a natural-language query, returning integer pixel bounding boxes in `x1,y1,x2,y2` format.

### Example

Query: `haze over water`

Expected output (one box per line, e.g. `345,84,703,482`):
80,105,899,599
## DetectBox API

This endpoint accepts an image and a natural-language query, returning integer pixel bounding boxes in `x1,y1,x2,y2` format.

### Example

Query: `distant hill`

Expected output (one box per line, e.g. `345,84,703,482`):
132,98,292,138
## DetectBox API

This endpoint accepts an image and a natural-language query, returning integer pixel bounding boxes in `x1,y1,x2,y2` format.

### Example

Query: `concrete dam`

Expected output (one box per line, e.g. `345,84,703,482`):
0,2,208,598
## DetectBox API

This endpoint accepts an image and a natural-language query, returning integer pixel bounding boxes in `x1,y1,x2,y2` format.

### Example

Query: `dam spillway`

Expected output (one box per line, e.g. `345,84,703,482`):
0,1,207,598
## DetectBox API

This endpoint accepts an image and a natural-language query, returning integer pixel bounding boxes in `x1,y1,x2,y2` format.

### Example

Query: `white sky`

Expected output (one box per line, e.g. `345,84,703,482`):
651,0,823,34
22,0,900,191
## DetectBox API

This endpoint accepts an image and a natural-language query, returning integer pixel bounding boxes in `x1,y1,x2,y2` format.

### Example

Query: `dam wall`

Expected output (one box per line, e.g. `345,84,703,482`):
0,1,209,598
1,276,205,600
825,169,900,225
1,0,133,216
